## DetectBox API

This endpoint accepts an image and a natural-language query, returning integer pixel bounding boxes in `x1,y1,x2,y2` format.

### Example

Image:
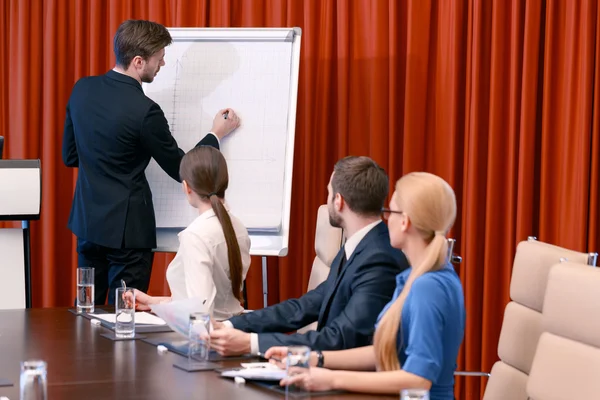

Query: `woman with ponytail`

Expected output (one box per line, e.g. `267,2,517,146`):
132,146,251,320
266,172,465,399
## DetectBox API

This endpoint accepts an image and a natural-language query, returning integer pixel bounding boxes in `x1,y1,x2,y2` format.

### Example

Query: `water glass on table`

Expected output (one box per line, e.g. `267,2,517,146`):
76,267,94,313
400,389,430,400
188,312,211,361
286,345,311,391
115,287,135,338
20,360,47,400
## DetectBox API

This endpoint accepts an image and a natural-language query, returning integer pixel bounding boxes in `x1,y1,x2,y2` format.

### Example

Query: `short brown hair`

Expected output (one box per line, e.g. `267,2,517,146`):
331,156,389,216
113,20,172,68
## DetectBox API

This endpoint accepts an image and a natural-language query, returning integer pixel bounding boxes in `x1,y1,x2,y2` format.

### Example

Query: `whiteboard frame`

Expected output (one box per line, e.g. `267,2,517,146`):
152,27,302,257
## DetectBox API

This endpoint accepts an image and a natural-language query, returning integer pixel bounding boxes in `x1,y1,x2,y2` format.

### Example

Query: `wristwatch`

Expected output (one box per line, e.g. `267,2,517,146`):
316,350,324,368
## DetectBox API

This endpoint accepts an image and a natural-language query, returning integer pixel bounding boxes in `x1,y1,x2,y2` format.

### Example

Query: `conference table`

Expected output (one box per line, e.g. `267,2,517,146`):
0,308,397,399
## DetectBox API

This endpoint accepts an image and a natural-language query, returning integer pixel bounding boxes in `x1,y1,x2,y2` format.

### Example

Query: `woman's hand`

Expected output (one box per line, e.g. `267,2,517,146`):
279,367,337,392
264,347,319,369
264,346,288,368
127,288,153,311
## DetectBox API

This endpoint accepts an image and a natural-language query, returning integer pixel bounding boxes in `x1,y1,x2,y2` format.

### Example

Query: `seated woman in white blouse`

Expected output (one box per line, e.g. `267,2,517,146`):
132,145,251,320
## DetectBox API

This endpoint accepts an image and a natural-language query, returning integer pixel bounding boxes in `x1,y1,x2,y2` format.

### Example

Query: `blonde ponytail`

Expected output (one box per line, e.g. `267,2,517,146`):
373,233,448,371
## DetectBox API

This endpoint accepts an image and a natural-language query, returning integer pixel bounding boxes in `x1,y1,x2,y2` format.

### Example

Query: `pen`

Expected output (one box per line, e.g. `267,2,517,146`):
223,110,229,119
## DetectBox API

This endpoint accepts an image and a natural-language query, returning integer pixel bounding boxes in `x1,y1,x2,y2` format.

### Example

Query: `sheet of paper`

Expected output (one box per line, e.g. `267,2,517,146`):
221,368,286,381
240,362,280,369
89,312,166,325
150,297,210,338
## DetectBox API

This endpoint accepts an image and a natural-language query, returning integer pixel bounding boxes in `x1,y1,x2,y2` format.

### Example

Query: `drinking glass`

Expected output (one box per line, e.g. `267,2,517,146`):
115,287,135,338
20,360,47,400
76,267,94,313
188,312,211,361
286,345,311,392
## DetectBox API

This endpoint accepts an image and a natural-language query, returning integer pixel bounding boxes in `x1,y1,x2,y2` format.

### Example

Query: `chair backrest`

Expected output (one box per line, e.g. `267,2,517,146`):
527,262,600,399
482,238,592,400
297,205,343,333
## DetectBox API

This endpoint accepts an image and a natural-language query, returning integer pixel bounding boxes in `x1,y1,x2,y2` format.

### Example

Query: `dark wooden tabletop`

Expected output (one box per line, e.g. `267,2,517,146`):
0,308,396,399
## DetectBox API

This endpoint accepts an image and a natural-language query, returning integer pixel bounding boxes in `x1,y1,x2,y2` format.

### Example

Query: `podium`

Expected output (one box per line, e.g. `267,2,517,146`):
0,160,41,309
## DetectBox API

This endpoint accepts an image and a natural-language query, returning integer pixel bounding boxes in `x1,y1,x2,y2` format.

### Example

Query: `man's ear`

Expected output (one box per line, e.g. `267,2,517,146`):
131,55,144,69
334,192,344,212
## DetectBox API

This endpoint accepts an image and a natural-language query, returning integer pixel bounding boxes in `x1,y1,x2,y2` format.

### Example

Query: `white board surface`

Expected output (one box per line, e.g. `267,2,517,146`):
143,28,300,240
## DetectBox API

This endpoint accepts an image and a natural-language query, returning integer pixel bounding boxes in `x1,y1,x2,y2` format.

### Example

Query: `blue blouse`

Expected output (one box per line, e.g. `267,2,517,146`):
376,263,466,400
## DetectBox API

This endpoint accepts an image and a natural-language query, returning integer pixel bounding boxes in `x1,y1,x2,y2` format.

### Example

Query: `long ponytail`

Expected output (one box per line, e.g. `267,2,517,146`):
179,145,245,303
374,233,448,370
209,194,244,302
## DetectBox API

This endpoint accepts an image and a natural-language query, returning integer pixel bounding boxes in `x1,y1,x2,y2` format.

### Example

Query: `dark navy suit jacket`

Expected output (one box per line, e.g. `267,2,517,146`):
229,221,410,352
62,70,218,249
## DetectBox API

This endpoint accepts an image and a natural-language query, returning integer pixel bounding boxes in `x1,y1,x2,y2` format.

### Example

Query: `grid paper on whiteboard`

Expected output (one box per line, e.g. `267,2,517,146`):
143,41,292,231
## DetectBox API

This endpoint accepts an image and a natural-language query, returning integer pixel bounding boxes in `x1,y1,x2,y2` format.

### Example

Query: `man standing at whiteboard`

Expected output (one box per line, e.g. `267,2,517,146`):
62,19,240,306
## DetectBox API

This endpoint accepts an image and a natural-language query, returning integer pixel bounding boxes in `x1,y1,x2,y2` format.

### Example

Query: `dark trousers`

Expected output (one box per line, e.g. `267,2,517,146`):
76,238,154,305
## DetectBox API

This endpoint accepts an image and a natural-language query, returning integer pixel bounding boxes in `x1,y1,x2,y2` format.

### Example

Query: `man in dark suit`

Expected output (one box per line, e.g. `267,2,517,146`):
62,19,240,305
210,156,409,355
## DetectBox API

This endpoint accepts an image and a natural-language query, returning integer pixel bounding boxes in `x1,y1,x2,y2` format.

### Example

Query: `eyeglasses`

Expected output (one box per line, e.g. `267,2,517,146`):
381,208,403,220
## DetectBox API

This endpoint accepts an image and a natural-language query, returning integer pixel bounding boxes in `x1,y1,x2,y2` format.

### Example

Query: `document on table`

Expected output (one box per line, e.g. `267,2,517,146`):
220,362,286,381
89,312,166,325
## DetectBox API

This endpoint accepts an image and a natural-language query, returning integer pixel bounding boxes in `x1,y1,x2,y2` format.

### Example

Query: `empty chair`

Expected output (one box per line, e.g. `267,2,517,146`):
297,205,343,333
527,262,600,399
456,237,595,400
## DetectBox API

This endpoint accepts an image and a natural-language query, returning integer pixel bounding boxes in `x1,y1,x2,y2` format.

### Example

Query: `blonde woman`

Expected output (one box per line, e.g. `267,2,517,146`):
266,172,465,399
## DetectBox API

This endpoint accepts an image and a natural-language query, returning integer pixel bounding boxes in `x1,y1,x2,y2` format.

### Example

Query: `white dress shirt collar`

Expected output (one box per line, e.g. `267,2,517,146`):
343,219,382,260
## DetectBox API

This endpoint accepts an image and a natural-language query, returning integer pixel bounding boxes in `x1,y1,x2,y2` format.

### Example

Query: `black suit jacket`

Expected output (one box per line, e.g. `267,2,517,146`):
62,70,218,249
229,221,409,352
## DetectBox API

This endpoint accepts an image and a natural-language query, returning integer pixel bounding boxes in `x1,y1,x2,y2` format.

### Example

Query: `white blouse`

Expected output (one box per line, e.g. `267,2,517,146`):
166,206,251,320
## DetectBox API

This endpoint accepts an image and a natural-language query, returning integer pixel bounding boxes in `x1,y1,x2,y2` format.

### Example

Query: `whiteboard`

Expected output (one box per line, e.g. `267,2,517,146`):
143,28,301,256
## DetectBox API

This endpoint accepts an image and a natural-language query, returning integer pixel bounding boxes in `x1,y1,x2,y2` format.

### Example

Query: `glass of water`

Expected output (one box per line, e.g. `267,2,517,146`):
188,312,211,362
76,267,94,313
20,360,47,400
400,389,430,400
286,345,311,391
115,287,135,338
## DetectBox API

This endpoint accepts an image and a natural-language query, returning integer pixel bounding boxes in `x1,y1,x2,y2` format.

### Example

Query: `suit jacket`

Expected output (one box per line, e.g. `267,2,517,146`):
62,70,218,249
229,221,409,352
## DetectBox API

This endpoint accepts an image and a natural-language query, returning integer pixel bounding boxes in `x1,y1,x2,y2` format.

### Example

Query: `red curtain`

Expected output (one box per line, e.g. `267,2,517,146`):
2,1,600,398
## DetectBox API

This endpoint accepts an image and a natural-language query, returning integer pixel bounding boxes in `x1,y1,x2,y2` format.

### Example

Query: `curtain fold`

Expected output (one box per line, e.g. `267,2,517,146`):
2,1,600,399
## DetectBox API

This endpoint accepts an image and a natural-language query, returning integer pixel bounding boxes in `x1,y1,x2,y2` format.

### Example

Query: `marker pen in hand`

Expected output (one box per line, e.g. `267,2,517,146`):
223,111,229,119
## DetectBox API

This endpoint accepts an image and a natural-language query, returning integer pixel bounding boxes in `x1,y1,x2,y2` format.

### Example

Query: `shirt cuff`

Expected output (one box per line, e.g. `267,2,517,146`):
250,333,259,355
207,131,221,146
222,320,234,329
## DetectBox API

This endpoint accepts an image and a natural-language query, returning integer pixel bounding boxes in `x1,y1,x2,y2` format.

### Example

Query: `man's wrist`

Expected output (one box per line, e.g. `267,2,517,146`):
208,131,222,143
249,332,259,355
222,320,234,329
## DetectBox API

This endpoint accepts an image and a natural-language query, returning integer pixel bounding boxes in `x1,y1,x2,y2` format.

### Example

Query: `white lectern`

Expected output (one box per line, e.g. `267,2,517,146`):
0,160,41,309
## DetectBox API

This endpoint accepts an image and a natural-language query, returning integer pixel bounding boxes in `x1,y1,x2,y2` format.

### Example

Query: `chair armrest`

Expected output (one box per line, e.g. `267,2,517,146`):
454,371,491,377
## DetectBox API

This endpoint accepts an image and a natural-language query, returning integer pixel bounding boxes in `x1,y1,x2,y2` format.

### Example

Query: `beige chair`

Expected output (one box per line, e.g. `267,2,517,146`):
457,237,596,400
527,262,600,399
297,205,343,333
